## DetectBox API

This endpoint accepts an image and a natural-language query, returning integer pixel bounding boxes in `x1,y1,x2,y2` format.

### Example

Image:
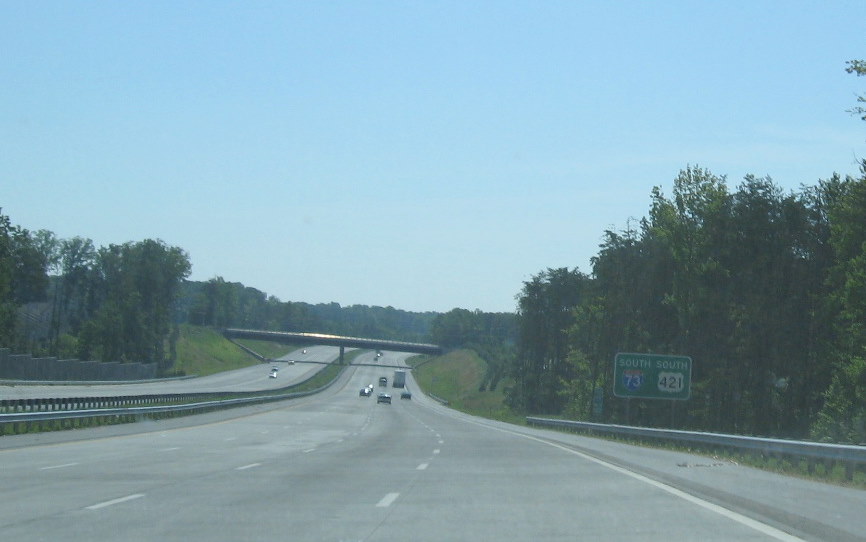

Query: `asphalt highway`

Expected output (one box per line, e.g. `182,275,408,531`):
0,345,338,400
0,350,862,541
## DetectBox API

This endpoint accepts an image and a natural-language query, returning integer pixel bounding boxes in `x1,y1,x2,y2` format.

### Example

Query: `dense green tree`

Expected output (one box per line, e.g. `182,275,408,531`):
0,211,16,346
48,236,96,354
430,308,481,348
76,239,191,370
510,267,589,413
8,225,51,306
511,164,858,438
812,170,866,442
846,59,866,121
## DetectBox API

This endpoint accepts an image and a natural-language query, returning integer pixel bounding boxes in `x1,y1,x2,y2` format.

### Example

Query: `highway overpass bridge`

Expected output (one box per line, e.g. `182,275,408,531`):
223,328,442,365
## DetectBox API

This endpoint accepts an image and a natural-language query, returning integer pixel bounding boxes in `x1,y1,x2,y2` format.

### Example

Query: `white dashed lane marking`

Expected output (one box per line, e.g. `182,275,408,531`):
236,463,261,471
40,462,79,470
376,492,400,507
86,494,145,510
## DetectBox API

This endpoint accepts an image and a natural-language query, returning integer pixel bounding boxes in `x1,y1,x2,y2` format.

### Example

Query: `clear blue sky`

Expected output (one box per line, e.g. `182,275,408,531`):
2,1,865,314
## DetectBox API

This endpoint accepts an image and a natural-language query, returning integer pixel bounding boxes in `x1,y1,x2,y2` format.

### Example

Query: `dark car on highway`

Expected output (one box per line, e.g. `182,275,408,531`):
360,386,372,397
377,393,391,404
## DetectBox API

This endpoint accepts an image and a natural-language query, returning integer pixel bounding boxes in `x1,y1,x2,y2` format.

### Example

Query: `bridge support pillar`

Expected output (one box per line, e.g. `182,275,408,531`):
339,346,344,365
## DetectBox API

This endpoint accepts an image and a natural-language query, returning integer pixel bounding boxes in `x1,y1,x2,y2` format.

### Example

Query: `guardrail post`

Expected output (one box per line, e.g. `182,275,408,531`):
845,461,854,480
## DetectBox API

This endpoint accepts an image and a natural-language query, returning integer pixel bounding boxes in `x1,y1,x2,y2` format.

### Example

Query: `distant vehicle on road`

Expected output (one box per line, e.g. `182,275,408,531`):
379,377,387,387
360,387,371,397
400,390,412,400
393,370,406,388
377,393,391,404
269,369,278,378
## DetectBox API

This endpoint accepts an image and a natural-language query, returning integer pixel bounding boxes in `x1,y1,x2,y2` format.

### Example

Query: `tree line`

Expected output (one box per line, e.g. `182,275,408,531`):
0,221,193,372
0,219,448,371
506,61,866,443
182,276,439,342
507,166,866,443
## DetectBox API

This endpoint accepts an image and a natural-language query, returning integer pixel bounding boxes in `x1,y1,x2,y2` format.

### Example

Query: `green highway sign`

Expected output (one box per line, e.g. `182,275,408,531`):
613,352,692,400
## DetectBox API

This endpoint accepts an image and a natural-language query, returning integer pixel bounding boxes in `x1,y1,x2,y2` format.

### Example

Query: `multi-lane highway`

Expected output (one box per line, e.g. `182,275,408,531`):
1,349,863,541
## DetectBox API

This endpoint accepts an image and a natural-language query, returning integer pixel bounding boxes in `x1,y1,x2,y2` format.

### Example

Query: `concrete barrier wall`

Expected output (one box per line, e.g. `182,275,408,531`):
0,348,157,381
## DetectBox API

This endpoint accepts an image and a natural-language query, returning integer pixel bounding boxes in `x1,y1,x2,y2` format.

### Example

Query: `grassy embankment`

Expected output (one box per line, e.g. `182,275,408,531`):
172,324,296,377
173,324,349,391
410,349,522,424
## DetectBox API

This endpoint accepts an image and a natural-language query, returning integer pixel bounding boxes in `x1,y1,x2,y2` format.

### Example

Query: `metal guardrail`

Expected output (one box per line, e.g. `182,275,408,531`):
0,388,324,423
427,393,449,406
526,417,866,480
0,365,345,426
0,374,197,386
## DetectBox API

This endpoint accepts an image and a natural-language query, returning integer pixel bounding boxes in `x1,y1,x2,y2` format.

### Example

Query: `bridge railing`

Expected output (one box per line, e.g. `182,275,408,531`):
223,328,443,355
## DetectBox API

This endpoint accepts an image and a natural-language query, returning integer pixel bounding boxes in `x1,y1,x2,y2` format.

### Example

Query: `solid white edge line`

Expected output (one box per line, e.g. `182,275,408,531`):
484,423,806,542
376,492,400,507
86,493,145,510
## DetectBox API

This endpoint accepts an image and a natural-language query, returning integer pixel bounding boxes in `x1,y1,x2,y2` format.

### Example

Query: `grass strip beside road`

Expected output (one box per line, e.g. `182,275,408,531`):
173,324,310,376
173,325,266,377
412,349,522,424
